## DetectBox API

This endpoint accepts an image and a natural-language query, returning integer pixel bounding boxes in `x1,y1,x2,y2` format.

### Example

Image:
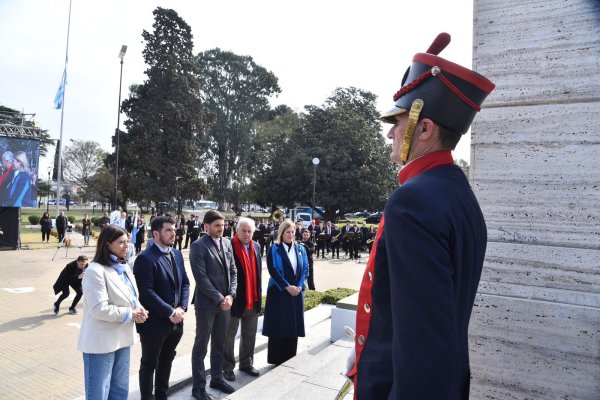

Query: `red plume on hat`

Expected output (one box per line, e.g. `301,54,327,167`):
381,32,495,135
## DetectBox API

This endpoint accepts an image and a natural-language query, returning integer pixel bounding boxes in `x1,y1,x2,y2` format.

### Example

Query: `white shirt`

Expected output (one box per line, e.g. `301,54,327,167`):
282,242,298,274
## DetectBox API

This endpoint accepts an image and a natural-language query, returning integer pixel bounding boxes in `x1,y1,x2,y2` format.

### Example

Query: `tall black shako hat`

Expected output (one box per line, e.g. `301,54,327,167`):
381,33,495,163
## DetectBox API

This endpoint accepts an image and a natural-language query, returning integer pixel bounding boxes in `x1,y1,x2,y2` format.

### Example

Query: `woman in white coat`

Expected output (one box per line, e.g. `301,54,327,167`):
77,225,148,400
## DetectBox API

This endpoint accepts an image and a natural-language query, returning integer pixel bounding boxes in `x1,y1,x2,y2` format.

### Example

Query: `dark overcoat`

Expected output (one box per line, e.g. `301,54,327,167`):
230,240,262,318
262,242,308,338
133,244,190,335
354,163,487,400
53,260,83,294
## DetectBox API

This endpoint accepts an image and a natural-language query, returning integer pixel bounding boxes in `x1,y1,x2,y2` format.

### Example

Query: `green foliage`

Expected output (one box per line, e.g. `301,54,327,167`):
67,216,75,224
118,7,211,207
62,139,109,202
195,48,281,209
304,290,324,311
258,287,356,316
91,217,100,227
320,288,358,304
252,87,397,220
28,215,40,225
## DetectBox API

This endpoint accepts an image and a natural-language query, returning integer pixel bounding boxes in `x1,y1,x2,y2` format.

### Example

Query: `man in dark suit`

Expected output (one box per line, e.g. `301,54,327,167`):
190,210,237,399
133,216,190,400
55,211,68,243
223,217,262,381
184,214,195,249
52,255,88,315
347,33,495,399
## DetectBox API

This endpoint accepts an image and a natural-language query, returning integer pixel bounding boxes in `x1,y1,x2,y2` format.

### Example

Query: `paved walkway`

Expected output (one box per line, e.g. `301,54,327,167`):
0,240,365,399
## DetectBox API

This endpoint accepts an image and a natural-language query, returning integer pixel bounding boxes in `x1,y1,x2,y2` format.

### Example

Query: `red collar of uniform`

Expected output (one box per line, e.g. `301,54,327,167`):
398,150,454,185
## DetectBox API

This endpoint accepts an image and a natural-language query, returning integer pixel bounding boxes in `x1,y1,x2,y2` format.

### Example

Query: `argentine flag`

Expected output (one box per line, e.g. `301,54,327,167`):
54,68,67,109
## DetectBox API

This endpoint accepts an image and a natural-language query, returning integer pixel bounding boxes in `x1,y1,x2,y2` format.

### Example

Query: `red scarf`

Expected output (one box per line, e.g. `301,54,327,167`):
0,165,13,186
232,236,258,310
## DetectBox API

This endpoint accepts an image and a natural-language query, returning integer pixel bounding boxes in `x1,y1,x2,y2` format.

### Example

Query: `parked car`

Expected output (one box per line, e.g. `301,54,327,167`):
365,212,383,224
353,211,370,218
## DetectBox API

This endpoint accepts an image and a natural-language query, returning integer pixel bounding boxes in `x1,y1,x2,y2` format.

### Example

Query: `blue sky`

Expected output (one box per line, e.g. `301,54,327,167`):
0,0,474,172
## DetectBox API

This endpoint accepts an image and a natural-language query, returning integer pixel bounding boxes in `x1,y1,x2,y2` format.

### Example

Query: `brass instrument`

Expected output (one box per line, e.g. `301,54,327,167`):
270,208,285,221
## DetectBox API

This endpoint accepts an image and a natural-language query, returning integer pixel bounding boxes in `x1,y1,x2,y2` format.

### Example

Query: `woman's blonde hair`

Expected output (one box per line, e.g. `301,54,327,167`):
274,218,296,244
13,151,30,173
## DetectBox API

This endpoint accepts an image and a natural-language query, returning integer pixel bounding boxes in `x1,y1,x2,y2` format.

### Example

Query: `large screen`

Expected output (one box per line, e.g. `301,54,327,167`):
0,136,40,207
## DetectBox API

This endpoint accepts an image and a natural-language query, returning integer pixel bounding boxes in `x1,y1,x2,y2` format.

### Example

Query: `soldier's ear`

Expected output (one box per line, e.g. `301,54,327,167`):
417,118,436,142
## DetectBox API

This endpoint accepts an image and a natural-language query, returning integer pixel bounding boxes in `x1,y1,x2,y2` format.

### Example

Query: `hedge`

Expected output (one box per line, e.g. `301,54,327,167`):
259,287,357,316
28,215,40,225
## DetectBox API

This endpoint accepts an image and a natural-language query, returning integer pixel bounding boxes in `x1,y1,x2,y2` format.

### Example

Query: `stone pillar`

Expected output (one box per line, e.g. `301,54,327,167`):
470,1,600,398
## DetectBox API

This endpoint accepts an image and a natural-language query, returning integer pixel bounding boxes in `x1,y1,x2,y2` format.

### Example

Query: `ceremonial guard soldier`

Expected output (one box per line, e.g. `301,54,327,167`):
346,33,495,400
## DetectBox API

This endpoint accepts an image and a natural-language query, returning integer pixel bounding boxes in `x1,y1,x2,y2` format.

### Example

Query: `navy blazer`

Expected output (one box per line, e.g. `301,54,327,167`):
230,240,262,318
133,243,190,335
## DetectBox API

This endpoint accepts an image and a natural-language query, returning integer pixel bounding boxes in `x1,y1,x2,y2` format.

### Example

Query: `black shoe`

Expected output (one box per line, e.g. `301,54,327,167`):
191,389,211,400
223,370,235,382
239,366,260,377
69,307,77,314
209,379,235,394
53,303,59,315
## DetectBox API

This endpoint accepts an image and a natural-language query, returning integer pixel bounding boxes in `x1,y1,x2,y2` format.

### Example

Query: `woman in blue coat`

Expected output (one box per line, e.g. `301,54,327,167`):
262,218,308,365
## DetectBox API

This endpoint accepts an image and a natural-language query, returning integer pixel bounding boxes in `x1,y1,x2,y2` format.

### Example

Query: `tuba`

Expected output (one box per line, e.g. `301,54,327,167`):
270,208,285,221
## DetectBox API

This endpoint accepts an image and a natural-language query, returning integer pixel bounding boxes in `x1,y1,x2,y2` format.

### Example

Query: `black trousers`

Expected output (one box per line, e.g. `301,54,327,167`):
306,260,315,290
331,241,340,258
42,229,51,242
267,337,298,365
57,229,66,242
139,324,184,400
174,236,183,251
55,284,82,309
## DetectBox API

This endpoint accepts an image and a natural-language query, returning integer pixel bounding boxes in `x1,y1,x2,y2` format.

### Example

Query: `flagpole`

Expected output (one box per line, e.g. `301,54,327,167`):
55,0,72,216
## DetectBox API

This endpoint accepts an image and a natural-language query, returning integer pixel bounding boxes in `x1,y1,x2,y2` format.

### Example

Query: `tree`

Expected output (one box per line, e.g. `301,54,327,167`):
195,48,281,210
456,158,470,178
117,7,212,208
62,139,107,194
253,88,397,221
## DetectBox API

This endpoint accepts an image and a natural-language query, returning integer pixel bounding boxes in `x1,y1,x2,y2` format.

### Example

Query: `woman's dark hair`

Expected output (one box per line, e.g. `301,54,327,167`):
93,225,128,266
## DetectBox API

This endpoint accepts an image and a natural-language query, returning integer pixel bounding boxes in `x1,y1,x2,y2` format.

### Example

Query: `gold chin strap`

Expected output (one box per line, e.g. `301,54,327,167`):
400,99,424,164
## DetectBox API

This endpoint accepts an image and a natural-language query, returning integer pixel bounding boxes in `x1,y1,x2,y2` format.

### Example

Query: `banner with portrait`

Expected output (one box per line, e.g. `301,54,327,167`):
0,136,40,207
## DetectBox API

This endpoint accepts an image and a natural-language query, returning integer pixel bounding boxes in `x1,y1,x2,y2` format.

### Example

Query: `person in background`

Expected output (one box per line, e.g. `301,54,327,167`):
55,211,68,243
262,219,308,365
98,212,110,230
40,212,52,243
175,217,185,251
223,217,262,382
299,229,315,290
134,217,146,255
53,255,88,315
77,225,148,399
82,214,92,246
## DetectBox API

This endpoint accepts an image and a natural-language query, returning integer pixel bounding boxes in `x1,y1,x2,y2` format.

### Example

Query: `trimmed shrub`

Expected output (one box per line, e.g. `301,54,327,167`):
320,288,358,305
28,215,40,225
67,215,76,224
304,290,325,311
91,217,100,227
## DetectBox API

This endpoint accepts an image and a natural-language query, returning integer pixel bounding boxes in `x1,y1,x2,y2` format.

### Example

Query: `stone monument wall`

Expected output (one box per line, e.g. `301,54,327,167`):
470,1,600,398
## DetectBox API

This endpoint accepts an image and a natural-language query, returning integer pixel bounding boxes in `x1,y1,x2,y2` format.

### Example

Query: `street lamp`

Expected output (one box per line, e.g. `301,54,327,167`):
113,44,127,211
175,176,182,215
46,166,51,214
312,157,320,221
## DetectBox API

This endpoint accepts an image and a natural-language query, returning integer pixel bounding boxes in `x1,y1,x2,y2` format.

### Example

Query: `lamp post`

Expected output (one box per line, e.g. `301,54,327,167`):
175,176,181,215
46,166,51,214
312,157,320,221
113,44,127,211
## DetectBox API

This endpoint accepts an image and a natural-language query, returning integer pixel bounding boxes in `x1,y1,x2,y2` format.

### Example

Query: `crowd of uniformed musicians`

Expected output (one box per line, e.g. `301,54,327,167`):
177,213,378,261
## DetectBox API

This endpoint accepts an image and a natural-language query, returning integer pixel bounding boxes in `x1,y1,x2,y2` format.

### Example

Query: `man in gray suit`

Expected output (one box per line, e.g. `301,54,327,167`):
190,210,237,400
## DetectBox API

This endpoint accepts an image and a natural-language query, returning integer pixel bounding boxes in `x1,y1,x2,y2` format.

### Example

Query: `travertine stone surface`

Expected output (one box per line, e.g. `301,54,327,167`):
471,0,600,398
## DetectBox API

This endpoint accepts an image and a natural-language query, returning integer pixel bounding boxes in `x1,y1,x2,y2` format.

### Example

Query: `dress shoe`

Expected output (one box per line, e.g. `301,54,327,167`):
191,388,211,400
223,370,235,382
239,366,260,377
53,303,59,315
209,379,235,394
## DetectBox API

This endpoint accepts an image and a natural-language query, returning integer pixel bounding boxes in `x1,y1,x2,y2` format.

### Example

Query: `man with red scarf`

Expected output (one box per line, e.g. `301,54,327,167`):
346,33,496,399
223,217,262,381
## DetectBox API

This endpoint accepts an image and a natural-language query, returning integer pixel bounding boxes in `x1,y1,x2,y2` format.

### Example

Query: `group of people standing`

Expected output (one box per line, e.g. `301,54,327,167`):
68,210,310,400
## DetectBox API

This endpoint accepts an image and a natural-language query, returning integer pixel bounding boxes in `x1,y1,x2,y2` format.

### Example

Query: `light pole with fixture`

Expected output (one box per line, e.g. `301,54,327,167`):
175,176,182,215
46,166,51,214
113,44,127,211
312,157,320,221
